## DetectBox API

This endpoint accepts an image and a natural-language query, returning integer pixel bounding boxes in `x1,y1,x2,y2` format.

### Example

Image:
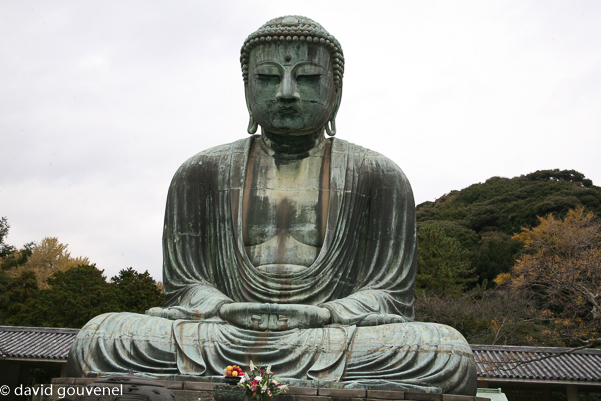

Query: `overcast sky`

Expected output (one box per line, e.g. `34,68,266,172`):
2,1,600,281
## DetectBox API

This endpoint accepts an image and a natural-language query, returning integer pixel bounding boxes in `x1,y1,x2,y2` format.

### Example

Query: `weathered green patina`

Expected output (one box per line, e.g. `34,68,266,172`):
67,16,477,396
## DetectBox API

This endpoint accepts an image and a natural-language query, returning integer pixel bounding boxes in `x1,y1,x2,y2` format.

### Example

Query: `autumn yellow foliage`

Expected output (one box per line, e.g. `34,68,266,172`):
493,272,511,285
8,237,90,290
497,207,601,321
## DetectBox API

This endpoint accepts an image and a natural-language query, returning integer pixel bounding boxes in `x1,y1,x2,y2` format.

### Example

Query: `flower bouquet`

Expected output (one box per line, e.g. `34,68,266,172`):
238,361,288,401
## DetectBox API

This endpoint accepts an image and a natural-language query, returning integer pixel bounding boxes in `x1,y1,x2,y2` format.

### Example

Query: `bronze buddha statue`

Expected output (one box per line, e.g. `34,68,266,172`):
67,16,477,396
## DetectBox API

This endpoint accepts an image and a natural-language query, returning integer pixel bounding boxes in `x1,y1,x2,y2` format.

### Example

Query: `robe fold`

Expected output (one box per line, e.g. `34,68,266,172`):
67,136,477,395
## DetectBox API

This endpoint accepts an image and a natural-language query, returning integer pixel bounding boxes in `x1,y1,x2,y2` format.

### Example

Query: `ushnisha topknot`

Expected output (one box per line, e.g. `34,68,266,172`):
240,15,345,88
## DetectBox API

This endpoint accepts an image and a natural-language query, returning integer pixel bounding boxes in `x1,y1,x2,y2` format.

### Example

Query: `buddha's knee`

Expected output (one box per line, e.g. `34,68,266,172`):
68,312,177,376
347,322,476,394
77,312,174,344
350,321,471,353
407,321,471,347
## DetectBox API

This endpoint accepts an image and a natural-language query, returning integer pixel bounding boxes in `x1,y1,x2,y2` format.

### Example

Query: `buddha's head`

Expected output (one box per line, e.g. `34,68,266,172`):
241,16,344,137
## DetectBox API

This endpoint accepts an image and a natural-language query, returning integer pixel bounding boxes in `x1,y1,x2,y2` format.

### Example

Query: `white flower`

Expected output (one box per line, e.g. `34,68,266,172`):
249,361,256,372
239,376,247,384
266,364,271,374
254,376,262,382
280,385,289,391
272,379,279,386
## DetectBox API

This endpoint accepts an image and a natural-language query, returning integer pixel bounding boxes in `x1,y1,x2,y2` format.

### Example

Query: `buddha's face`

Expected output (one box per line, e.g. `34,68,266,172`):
247,43,337,135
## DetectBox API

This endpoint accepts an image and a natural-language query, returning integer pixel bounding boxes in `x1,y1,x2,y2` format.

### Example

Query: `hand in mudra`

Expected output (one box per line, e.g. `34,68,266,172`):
219,303,331,331
146,306,204,320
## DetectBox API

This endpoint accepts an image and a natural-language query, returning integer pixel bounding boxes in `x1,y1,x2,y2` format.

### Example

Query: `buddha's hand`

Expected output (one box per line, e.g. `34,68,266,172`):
219,303,331,331
354,313,407,326
145,306,204,320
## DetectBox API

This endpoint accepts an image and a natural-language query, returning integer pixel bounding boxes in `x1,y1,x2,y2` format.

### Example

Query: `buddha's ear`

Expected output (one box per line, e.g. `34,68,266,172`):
332,85,342,119
244,84,252,115
244,84,258,135
326,86,342,136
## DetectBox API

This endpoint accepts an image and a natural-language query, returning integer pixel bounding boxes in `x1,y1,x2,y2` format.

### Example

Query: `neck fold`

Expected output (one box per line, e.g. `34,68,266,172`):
261,129,325,158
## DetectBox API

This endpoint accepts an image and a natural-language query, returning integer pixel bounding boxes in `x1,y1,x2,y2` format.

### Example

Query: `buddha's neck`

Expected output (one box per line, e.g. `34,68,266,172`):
261,129,325,157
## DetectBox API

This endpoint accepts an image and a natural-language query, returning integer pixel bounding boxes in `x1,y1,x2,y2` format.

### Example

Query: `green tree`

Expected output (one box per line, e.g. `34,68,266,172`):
525,169,593,188
3,270,41,325
0,270,10,321
1,218,35,271
33,264,117,328
417,219,479,252
2,264,164,328
1,242,34,271
41,264,116,328
0,217,13,321
0,216,12,256
473,232,522,284
3,264,114,328
416,224,476,296
111,267,164,313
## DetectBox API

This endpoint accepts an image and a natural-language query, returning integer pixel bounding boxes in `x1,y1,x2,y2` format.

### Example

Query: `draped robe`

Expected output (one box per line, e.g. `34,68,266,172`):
67,136,477,395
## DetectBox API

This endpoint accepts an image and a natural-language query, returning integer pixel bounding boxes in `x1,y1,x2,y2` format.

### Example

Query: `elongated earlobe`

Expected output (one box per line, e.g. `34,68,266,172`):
325,86,342,136
325,119,336,136
244,84,258,135
247,114,258,135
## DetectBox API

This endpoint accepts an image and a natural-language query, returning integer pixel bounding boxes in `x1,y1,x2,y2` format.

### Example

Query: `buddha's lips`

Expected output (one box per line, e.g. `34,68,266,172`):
276,105,300,114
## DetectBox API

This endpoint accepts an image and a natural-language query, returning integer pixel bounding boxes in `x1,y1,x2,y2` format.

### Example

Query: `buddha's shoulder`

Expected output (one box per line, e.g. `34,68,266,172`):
334,138,409,180
175,138,251,173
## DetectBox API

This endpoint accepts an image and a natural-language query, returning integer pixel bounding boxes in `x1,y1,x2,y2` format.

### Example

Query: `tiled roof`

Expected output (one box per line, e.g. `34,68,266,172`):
2,325,600,384
0,325,80,360
472,344,601,383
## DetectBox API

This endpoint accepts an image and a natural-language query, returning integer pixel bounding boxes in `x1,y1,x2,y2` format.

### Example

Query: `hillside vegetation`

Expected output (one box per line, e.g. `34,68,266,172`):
414,169,601,347
416,169,601,284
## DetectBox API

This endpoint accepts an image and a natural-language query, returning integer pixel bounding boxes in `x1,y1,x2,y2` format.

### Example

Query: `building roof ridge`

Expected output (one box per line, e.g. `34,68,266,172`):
470,343,601,355
0,325,81,335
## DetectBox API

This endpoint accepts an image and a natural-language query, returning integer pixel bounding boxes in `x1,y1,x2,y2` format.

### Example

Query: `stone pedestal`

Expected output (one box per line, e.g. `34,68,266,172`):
34,378,491,401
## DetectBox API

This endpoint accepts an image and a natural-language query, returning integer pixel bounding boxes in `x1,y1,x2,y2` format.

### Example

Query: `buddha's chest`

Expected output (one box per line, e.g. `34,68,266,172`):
241,141,330,270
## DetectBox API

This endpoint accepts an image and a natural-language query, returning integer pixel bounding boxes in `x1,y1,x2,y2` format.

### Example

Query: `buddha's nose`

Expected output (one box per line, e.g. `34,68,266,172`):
276,74,300,101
